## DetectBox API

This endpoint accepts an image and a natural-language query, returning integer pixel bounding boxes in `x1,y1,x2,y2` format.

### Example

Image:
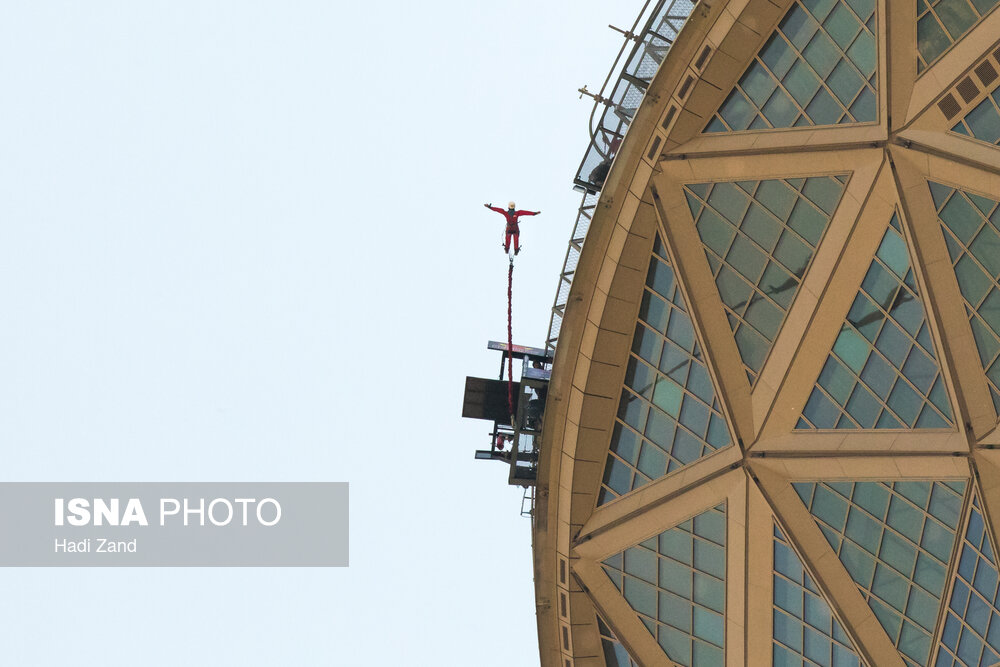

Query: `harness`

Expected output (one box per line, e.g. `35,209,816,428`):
505,210,519,233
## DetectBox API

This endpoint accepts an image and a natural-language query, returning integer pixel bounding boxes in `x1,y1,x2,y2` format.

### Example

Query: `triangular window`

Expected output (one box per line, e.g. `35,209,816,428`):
930,183,1000,414
706,0,877,132
602,503,727,666
933,495,1000,666
794,481,966,665
918,0,1000,73
685,176,846,385
773,524,865,666
600,236,732,505
797,213,954,429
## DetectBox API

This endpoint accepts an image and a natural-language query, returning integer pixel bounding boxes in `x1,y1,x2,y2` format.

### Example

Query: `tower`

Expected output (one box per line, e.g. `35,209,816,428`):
532,1,1000,665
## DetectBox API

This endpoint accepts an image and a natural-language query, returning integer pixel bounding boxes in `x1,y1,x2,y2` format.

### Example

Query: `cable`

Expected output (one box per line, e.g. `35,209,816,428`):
507,257,515,426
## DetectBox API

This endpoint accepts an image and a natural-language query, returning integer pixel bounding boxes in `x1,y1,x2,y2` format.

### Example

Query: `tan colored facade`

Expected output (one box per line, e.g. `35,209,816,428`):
534,1,1000,665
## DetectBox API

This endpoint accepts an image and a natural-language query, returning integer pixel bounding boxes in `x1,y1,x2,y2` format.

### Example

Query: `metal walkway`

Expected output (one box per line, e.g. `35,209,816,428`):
546,0,699,351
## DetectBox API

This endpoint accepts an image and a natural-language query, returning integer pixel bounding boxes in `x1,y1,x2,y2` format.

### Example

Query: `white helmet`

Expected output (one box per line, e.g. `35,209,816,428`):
508,201,516,209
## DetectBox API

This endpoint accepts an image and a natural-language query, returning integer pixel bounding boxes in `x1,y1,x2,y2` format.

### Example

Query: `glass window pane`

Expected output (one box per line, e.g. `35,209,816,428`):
636,442,668,479
745,293,784,340
784,60,823,106
692,642,723,664
697,209,736,257
775,610,804,653
686,362,715,405
782,6,819,49
853,483,889,519
971,0,1000,13
759,263,799,310
889,289,923,337
841,539,877,586
970,225,1000,275
848,86,875,123
847,293,884,341
920,519,953,563
606,506,731,661
644,409,675,452
954,255,992,305
620,387,649,429
694,572,725,613
648,256,676,298
709,182,750,222
879,530,918,577
887,381,921,425
813,485,849,531
913,553,945,594
834,327,870,374
964,98,1000,144
934,0,977,39
763,88,800,127
823,4,861,49
804,0,839,21
719,89,755,131
876,229,910,278
846,507,882,552
982,288,1000,335
604,457,632,495
716,265,753,311
862,261,899,309
819,357,856,405
917,14,950,64
902,347,937,393
897,619,931,664
639,291,670,332
625,577,660,620
928,485,962,526
860,353,894,396
826,60,865,105
742,63,779,107
679,396,710,437
661,530,693,565
803,176,846,215
805,86,842,124
872,564,908,611
762,34,797,79
940,192,983,244
875,320,910,367
625,545,658,584
742,203,783,251
726,236,767,284
694,540,726,579
694,510,726,546
774,231,813,277
846,30,876,77
706,413,729,448
970,316,1000,369
758,180,799,219
803,30,841,78
846,382,880,427
667,311,696,352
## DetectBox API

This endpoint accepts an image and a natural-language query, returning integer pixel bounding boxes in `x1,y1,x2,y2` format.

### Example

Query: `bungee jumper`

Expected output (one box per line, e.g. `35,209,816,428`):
463,198,553,481
485,201,540,255
483,199,541,426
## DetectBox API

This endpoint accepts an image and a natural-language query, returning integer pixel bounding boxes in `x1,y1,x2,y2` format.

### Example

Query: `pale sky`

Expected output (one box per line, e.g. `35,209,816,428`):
0,1,638,665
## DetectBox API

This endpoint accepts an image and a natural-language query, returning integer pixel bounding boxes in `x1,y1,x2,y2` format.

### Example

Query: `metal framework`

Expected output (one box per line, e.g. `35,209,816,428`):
546,0,702,351
534,0,1000,665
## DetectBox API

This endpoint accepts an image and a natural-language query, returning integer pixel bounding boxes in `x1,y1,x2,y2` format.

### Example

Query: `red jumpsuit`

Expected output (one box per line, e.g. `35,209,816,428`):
486,205,539,253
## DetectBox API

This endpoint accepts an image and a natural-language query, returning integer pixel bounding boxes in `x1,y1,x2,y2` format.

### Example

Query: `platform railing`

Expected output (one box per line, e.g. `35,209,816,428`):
546,0,698,351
